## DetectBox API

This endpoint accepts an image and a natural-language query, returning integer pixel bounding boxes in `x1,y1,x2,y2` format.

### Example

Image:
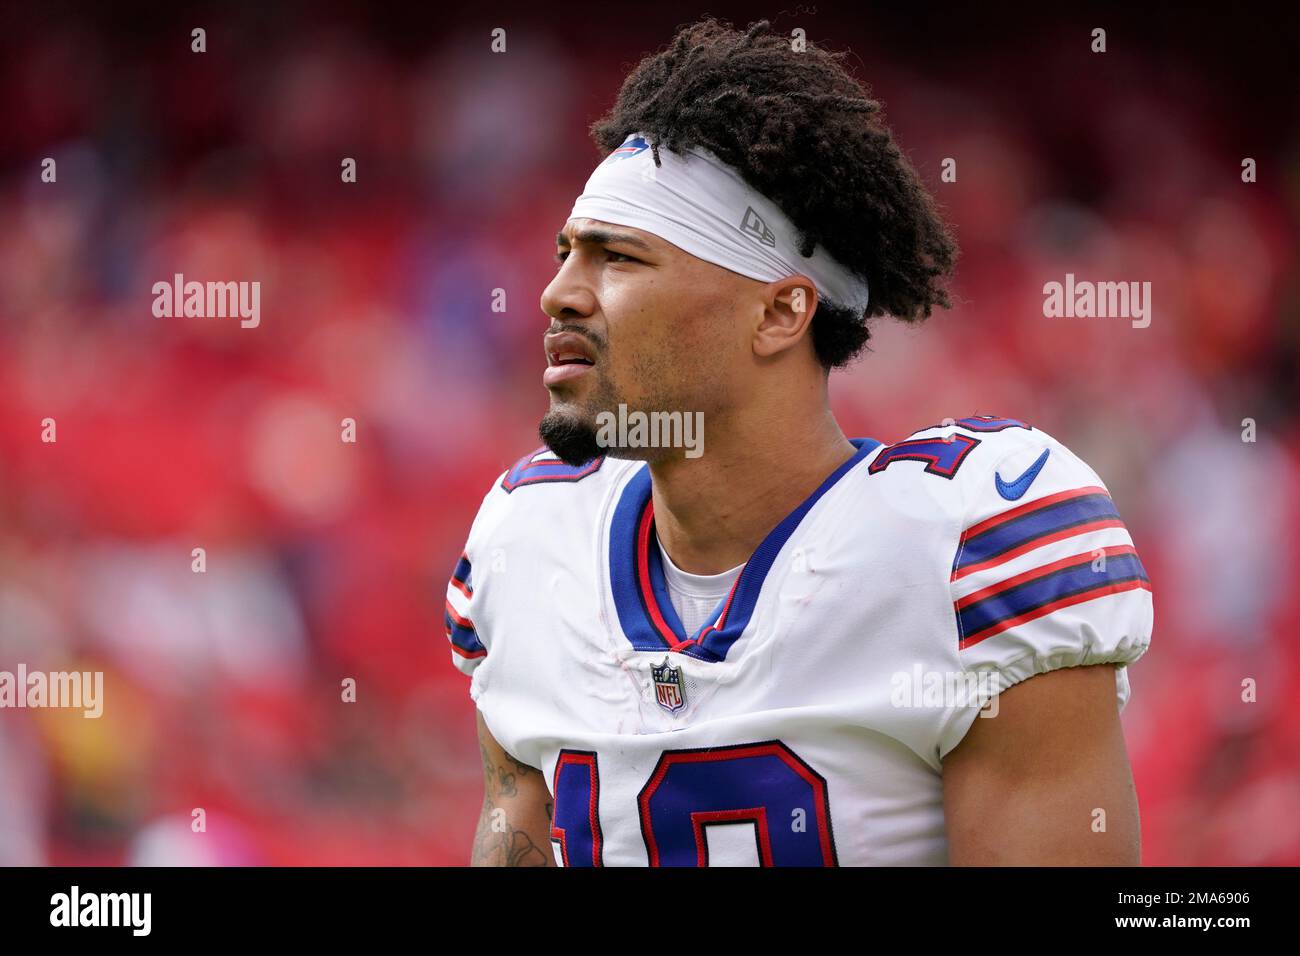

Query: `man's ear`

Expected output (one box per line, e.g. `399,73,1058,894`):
753,276,818,358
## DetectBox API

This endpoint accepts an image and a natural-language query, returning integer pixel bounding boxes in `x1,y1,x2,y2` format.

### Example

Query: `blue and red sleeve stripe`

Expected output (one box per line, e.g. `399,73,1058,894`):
445,600,486,659
445,553,485,659
955,543,1150,648
952,486,1123,581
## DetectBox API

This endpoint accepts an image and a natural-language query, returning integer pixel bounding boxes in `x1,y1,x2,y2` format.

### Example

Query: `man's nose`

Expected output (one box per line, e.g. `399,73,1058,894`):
540,261,598,322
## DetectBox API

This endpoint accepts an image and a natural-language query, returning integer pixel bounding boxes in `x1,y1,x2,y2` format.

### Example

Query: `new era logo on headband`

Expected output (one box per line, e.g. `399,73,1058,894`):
740,206,776,247
571,132,870,312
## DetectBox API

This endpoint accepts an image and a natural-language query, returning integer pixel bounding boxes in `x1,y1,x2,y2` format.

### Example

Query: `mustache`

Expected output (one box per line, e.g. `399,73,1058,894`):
546,322,607,353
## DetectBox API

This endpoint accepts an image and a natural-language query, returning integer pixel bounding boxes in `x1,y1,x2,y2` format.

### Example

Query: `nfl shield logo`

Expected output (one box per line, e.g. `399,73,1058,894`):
651,656,687,715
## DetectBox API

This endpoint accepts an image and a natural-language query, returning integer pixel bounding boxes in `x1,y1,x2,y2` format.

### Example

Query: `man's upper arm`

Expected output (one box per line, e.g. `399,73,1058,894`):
471,708,556,866
934,424,1152,864
941,663,1141,865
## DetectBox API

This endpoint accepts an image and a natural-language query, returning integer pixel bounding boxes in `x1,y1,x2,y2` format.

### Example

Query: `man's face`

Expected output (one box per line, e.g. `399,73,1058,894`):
538,217,759,466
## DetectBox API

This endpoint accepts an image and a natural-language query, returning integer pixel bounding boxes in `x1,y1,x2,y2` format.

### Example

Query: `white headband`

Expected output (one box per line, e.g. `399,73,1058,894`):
568,133,871,314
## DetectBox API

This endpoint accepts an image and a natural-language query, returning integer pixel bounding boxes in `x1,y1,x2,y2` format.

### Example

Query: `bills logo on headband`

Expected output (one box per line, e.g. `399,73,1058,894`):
651,657,687,714
604,134,650,163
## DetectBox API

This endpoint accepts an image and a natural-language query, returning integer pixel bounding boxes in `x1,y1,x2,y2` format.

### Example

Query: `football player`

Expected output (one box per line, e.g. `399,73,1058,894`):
445,18,1152,866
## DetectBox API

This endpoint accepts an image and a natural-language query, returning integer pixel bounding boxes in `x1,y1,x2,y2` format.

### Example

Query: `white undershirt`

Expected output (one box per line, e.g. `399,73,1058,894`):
656,535,745,636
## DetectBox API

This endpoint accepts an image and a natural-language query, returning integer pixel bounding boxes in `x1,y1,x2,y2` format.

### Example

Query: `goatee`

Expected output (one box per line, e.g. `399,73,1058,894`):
538,409,604,467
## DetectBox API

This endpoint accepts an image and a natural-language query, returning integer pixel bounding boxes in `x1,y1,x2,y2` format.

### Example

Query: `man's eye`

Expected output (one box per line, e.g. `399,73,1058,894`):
553,248,640,265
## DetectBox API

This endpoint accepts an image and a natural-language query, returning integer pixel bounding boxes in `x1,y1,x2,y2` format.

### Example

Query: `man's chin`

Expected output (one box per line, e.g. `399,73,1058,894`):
538,409,604,468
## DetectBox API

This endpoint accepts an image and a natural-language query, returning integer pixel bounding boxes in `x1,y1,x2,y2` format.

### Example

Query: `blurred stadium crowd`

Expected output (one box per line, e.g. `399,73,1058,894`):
0,4,1297,864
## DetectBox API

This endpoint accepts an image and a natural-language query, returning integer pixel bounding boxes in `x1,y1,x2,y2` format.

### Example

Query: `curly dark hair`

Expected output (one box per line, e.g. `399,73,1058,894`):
590,17,958,369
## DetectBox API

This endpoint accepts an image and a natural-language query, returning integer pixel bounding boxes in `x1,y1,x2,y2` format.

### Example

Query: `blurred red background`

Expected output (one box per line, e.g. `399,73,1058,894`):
0,1,1297,865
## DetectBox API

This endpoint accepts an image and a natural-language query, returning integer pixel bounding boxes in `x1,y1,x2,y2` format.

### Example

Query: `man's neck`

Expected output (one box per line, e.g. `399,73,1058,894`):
647,404,857,575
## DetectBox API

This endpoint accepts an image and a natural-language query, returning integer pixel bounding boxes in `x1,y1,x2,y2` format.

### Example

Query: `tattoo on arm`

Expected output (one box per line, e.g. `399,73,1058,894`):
472,731,554,867
471,807,551,867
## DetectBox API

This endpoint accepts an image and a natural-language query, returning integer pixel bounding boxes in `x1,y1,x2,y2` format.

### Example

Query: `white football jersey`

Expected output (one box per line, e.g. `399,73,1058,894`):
444,416,1153,866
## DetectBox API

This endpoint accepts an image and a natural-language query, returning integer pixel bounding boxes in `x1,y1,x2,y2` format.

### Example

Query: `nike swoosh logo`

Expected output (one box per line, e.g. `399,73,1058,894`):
995,448,1050,500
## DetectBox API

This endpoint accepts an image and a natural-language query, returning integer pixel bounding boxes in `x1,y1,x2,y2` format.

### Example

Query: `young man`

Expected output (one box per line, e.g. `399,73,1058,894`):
445,19,1152,866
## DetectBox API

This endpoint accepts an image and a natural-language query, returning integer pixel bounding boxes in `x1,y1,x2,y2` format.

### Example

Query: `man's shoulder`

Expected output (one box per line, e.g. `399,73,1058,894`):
446,446,638,676
857,414,1104,509
824,414,1120,569
465,445,640,550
